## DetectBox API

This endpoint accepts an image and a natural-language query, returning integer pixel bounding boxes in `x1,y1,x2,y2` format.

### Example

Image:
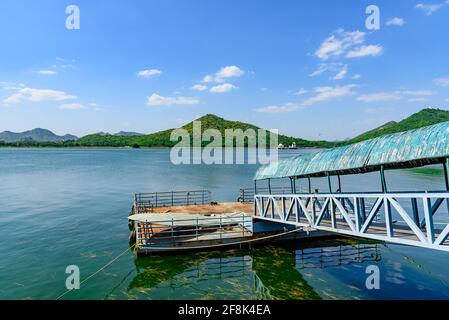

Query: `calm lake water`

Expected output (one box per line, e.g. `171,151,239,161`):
1,148,449,300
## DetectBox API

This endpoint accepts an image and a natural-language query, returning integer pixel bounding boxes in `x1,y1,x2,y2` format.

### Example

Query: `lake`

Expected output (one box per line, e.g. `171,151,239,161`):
1,148,449,300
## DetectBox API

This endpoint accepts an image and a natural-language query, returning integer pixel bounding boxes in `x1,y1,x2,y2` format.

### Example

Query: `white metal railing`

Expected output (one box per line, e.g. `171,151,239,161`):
135,214,253,249
254,192,449,252
238,186,294,203
133,190,211,214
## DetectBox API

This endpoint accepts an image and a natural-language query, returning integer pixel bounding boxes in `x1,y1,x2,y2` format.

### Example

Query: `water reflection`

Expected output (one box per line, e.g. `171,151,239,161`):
296,243,381,269
127,239,381,300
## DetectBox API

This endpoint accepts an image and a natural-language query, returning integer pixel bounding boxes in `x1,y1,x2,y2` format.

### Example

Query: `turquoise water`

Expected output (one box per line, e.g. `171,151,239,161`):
1,148,449,300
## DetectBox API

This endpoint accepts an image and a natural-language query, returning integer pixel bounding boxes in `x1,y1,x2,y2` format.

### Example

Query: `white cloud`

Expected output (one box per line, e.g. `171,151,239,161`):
137,69,162,78
3,87,77,104
434,77,449,87
60,103,84,110
331,65,348,80
446,98,449,102
346,45,384,58
415,2,448,15
310,63,348,80
315,29,365,60
352,74,361,79
357,90,433,102
202,65,245,83
3,93,24,104
37,70,57,75
302,85,358,107
255,84,358,113
147,93,199,107
0,81,26,91
386,17,405,27
294,88,307,96
202,75,215,83
209,83,237,93
191,84,208,91
309,64,329,77
21,88,76,102
215,66,244,80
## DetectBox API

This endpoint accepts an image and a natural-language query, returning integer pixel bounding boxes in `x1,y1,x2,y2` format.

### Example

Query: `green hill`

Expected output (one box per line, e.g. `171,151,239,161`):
3,108,449,148
76,114,334,148
77,109,449,148
346,108,449,144
0,128,77,143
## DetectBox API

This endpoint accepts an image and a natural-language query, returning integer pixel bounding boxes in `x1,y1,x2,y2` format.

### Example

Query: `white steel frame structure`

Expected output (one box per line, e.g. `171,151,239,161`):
254,192,449,252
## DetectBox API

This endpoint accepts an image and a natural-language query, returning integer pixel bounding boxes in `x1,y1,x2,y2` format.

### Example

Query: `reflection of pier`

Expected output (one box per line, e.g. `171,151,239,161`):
128,241,379,299
128,249,319,299
295,243,381,270
129,251,255,293
173,256,253,285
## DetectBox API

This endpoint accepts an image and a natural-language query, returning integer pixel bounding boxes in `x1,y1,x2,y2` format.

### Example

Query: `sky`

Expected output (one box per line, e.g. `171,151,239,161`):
0,0,449,140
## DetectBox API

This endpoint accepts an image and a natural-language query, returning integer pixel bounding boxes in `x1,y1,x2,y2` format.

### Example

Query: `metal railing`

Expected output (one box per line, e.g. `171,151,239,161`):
254,192,449,252
135,214,253,249
133,190,211,214
238,187,294,203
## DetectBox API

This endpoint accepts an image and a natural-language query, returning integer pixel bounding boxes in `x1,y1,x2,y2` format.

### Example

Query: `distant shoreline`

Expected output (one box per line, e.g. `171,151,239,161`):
0,146,170,149
0,146,322,149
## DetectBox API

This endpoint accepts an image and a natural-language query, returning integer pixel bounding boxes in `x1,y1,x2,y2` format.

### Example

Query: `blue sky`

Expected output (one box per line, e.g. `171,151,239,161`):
0,0,449,140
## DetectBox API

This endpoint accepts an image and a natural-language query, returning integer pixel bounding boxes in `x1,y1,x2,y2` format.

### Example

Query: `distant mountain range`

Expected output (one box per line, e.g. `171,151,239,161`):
0,129,145,143
0,128,77,143
114,131,145,137
93,131,145,137
1,108,448,147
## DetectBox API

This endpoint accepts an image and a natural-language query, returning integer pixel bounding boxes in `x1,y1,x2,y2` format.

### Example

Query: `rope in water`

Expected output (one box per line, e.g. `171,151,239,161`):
55,228,302,300
56,243,136,300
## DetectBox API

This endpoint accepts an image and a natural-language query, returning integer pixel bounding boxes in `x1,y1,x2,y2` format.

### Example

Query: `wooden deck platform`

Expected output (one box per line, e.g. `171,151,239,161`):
150,202,253,215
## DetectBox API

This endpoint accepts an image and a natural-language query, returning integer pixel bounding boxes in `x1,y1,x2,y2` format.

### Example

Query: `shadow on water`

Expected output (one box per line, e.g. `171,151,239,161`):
126,239,382,300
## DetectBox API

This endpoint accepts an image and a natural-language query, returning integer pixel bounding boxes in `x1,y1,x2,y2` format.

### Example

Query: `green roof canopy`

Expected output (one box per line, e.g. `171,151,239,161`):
254,121,449,181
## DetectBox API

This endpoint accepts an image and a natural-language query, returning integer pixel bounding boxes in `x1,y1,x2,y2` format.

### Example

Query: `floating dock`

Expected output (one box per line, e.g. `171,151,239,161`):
128,190,336,255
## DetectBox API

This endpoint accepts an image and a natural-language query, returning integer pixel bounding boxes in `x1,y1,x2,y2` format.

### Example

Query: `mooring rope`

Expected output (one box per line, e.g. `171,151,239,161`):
55,243,136,300
55,228,302,300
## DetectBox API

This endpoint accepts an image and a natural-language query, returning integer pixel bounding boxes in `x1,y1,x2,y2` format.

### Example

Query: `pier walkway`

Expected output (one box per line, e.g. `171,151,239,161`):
254,192,449,252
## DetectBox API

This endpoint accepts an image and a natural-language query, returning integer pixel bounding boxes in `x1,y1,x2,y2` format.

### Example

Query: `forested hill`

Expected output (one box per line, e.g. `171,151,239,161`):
345,108,449,144
75,114,334,148
2,108,449,148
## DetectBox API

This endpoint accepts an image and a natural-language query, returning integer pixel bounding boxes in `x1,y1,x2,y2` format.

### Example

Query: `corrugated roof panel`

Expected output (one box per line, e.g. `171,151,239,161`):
367,122,449,167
